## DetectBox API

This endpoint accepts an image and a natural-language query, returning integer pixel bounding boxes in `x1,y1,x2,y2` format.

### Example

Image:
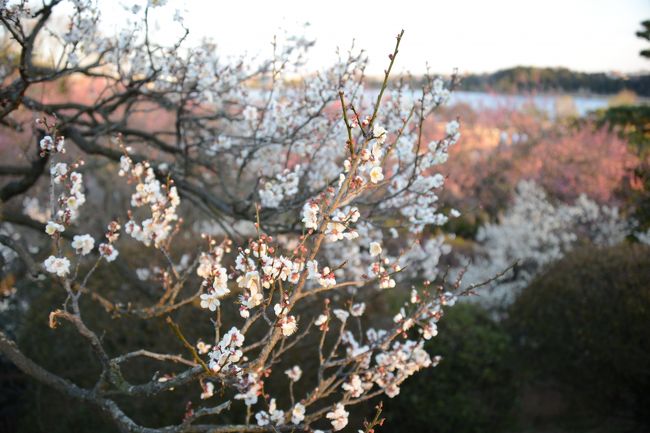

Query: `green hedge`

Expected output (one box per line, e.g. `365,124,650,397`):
508,243,650,427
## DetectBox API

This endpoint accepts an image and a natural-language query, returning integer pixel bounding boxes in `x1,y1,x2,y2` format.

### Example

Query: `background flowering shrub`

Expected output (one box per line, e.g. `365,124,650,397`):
456,180,632,306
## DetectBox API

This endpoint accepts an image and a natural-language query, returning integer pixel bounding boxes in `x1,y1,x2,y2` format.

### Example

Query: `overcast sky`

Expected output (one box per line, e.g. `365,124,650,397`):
102,0,650,75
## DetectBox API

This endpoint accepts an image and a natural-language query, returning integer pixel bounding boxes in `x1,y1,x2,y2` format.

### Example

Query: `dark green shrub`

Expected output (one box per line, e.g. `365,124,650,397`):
508,243,650,427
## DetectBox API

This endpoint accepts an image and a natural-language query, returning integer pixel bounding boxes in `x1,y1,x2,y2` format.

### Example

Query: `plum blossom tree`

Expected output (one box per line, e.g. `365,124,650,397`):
459,180,631,306
0,1,478,432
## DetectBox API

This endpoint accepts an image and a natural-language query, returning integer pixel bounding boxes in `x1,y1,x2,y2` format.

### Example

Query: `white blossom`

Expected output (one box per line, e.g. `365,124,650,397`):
208,327,244,372
199,293,221,311
302,202,319,230
291,403,306,424
196,341,212,354
50,163,68,183
44,256,70,277
256,398,284,426
350,302,366,317
45,221,65,236
99,243,119,262
333,309,349,322
369,241,382,257
285,365,302,382
234,373,262,406
326,403,349,431
200,382,214,400
373,125,387,145
369,166,384,184
71,234,94,255
314,314,328,326
40,136,54,151
280,315,298,336
342,374,366,398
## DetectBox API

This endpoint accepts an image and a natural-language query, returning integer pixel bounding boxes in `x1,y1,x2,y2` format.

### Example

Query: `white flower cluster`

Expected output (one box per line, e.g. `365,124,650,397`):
42,150,90,276
400,235,453,282
197,243,231,311
318,222,377,283
373,339,434,397
461,180,631,306
234,238,303,322
45,221,65,236
324,207,360,242
367,255,399,289
291,403,306,425
284,365,302,382
39,135,65,153
431,77,451,105
259,165,302,208
99,242,119,262
200,382,215,400
336,328,434,400
234,372,263,406
50,163,68,184
274,301,298,336
255,398,285,426
636,228,650,245
120,156,180,248
322,288,454,404
326,403,349,431
207,326,244,373
22,197,50,223
71,234,95,255
45,161,87,225
301,201,320,230
306,259,337,288
44,256,71,277
352,124,388,185
380,118,461,233
63,171,87,221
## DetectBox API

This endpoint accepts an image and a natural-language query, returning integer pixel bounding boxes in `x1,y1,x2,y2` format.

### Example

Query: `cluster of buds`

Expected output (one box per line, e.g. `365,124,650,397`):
119,145,181,249
98,221,120,262
198,238,232,311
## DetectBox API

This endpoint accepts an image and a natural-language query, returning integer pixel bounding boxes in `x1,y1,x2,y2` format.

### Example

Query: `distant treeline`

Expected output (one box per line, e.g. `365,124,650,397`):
461,67,650,96
372,67,650,96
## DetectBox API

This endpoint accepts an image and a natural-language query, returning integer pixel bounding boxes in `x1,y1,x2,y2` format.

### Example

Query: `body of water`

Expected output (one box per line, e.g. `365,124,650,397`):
448,91,610,117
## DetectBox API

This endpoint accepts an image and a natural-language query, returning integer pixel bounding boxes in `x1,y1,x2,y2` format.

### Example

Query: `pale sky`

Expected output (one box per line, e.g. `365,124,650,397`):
100,0,650,75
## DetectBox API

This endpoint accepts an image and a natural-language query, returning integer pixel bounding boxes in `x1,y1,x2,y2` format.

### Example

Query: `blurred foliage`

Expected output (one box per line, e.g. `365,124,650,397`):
382,303,517,433
594,105,650,155
608,90,639,107
437,106,638,225
593,105,650,228
443,213,482,240
508,243,650,429
637,19,650,59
